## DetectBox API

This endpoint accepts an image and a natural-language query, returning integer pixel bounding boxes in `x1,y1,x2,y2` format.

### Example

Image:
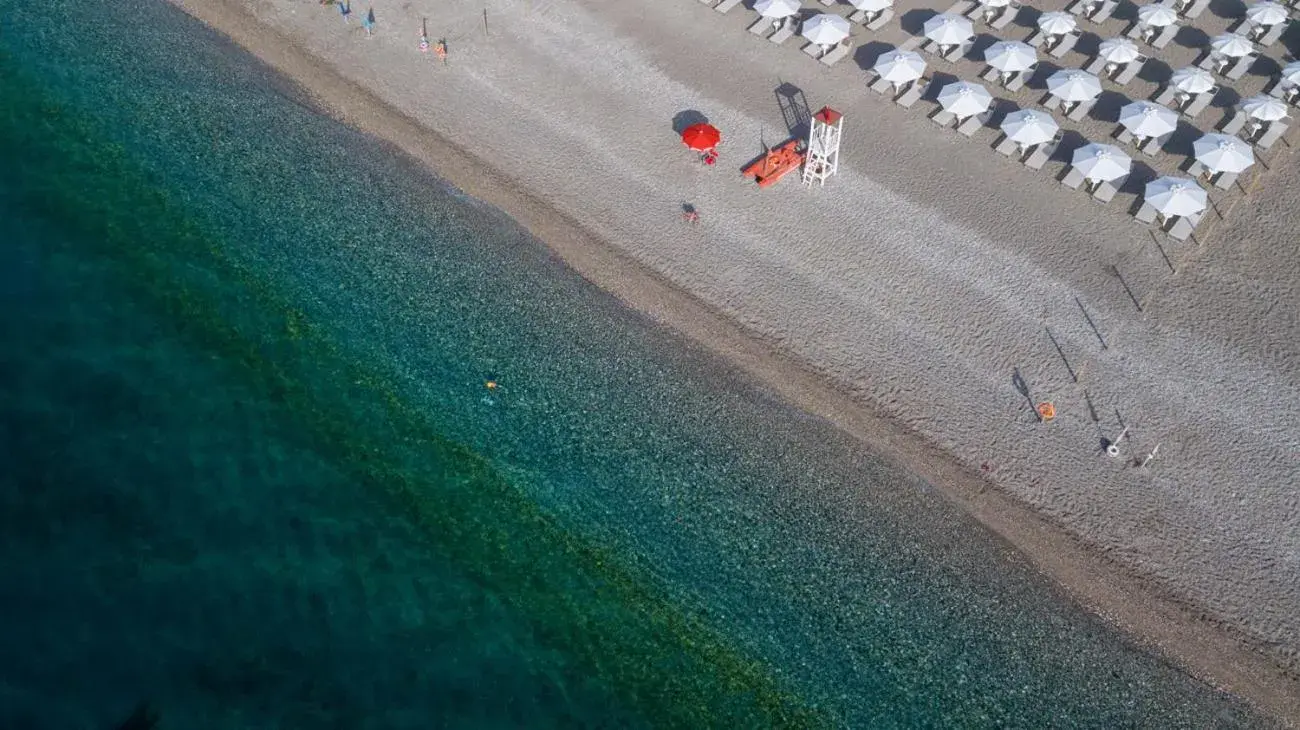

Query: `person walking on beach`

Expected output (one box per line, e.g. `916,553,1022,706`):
362,6,375,36
434,39,448,65
338,0,351,23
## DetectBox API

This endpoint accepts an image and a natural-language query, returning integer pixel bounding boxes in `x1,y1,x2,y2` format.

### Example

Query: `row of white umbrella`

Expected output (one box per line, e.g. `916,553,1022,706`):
754,0,890,18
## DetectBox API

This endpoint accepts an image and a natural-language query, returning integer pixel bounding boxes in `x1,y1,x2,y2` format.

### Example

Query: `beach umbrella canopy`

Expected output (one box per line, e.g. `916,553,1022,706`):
1281,60,1300,85
848,0,893,11
1071,143,1132,182
924,13,974,46
1246,1,1288,26
1145,177,1207,217
1241,94,1289,121
1170,66,1215,95
1210,33,1254,57
1037,11,1077,35
873,50,927,84
981,0,1012,7
937,81,993,117
1001,109,1060,147
984,41,1038,73
681,123,721,151
1119,101,1179,137
802,13,851,45
1136,4,1179,26
1193,133,1256,174
1046,69,1103,102
754,0,801,19
1097,37,1141,64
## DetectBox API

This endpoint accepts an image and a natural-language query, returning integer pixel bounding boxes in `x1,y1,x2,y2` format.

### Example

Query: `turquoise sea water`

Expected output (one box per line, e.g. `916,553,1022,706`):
0,1,1275,727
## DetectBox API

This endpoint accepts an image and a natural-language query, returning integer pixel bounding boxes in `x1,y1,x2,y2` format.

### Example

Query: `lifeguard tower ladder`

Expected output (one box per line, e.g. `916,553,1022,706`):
802,106,843,187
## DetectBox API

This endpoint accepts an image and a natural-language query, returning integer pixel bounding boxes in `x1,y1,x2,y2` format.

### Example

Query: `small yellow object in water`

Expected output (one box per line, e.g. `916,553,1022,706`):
485,380,498,390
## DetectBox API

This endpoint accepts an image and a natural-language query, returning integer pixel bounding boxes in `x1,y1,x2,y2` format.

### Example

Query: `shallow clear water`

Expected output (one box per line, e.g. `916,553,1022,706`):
0,0,1273,727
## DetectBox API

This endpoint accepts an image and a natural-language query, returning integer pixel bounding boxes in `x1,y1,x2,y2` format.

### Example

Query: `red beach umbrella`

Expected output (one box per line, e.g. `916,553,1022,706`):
681,123,721,151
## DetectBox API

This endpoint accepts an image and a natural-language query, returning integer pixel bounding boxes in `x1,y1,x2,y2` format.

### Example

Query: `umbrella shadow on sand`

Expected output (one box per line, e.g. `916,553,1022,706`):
852,40,896,73
672,110,710,136
899,8,938,36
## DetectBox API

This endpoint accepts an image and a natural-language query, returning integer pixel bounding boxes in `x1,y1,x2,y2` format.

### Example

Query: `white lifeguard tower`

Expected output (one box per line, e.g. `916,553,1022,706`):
802,106,843,187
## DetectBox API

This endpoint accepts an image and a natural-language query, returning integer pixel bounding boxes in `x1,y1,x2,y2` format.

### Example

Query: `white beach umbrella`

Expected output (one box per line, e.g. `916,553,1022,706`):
1281,60,1300,85
1144,177,1207,217
1119,101,1179,137
873,50,927,84
937,81,993,118
984,41,1038,73
1097,37,1141,64
802,13,851,45
981,0,1012,7
1046,69,1103,102
849,0,893,11
1246,1,1289,26
1210,33,1254,57
1001,109,1060,147
1169,66,1215,95
1240,94,1289,121
1071,143,1132,182
924,13,975,46
754,0,801,19
1037,11,1077,36
1136,4,1179,26
1193,133,1256,174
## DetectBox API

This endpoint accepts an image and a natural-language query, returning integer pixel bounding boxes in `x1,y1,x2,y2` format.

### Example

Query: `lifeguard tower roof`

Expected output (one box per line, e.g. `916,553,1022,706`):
813,106,842,125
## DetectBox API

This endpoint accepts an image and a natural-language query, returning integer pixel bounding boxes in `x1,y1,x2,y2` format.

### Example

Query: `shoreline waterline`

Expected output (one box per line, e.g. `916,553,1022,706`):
168,0,1298,722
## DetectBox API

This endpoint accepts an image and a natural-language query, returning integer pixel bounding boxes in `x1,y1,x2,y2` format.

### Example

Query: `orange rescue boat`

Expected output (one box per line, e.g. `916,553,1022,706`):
741,139,806,188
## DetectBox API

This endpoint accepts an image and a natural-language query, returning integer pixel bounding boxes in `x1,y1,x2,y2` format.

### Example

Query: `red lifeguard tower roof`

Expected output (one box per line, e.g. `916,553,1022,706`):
813,107,842,125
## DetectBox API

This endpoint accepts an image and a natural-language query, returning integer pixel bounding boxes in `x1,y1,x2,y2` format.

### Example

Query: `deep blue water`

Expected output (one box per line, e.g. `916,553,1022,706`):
0,0,1274,727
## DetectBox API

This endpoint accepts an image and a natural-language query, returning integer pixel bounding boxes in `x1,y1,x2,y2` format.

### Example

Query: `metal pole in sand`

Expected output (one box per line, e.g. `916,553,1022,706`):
1106,426,1129,457
1139,443,1159,468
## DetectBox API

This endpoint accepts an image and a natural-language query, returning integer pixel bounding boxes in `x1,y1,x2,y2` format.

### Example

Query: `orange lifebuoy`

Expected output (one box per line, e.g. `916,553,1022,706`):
1037,402,1056,421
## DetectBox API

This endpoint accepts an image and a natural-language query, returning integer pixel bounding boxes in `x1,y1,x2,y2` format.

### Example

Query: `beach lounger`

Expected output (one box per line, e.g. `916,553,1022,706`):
1255,120,1288,149
1154,86,1178,106
957,110,991,136
1024,131,1062,169
1267,78,1293,98
1062,166,1087,188
1135,202,1159,224
1115,126,1136,144
1067,0,1092,14
897,79,930,107
995,133,1022,156
769,21,797,44
1180,0,1211,18
1084,56,1109,76
1183,87,1217,118
1067,97,1097,121
949,0,978,15
820,41,853,67
748,17,776,37
818,0,837,5
1225,54,1257,81
1115,56,1147,85
1221,111,1247,135
1092,176,1122,202
944,39,973,61
1050,31,1081,58
1139,132,1167,155
1258,20,1289,46
866,8,895,30
990,1,1021,29
931,108,957,127
1041,93,1064,111
1168,213,1198,241
1091,1,1117,21
697,0,717,5
1212,170,1239,190
1151,23,1179,49
803,42,825,59
1125,21,1149,40
1005,67,1033,91
714,0,744,13
1200,53,1232,75
1027,30,1047,47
